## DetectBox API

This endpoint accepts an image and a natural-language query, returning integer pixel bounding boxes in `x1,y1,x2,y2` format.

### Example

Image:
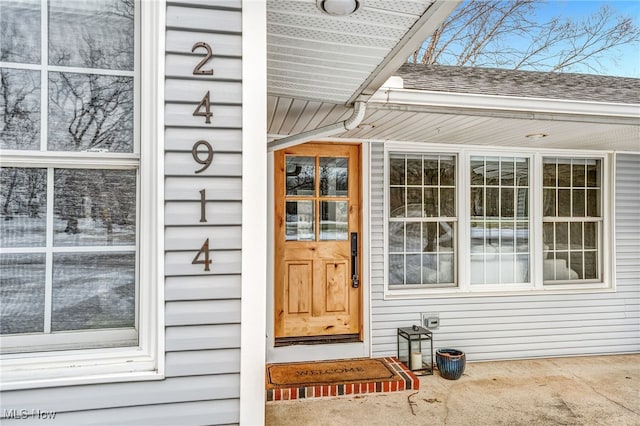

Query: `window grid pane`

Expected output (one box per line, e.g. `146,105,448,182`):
389,153,456,287
470,156,530,285
543,158,602,283
0,0,138,351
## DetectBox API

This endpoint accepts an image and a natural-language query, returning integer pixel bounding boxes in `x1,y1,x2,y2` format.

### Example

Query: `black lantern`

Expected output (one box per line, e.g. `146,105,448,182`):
397,325,433,375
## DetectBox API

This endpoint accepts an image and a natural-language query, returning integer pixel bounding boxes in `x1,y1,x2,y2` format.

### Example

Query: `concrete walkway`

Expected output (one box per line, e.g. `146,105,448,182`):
266,354,640,425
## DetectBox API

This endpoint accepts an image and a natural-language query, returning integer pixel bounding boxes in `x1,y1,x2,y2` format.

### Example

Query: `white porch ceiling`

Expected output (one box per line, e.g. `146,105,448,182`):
267,96,640,151
267,0,457,105
341,108,640,151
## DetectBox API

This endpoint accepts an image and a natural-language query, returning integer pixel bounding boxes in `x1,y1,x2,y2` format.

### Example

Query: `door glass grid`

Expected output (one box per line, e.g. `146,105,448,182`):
285,155,349,241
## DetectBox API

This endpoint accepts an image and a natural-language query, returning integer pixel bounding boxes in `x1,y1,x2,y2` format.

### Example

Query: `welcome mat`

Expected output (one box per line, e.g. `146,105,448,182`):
266,357,418,401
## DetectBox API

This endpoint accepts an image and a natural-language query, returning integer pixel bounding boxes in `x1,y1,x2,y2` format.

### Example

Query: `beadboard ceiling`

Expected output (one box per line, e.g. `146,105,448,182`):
267,0,457,105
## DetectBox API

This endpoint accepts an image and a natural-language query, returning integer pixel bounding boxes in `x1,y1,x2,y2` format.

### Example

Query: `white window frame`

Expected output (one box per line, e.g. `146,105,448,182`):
387,152,458,288
0,0,165,390
383,142,615,299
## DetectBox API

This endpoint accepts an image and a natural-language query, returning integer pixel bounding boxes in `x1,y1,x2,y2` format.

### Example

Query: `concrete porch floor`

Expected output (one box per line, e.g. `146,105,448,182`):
265,354,639,425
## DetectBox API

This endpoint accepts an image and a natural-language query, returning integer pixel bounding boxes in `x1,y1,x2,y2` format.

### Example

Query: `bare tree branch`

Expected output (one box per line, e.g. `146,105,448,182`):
411,0,640,75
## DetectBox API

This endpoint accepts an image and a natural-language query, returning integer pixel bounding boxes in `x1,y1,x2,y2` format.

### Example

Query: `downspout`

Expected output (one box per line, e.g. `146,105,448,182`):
267,101,367,151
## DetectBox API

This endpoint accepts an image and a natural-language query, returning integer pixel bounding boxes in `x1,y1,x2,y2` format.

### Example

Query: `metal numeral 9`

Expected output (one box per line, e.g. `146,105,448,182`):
192,140,214,173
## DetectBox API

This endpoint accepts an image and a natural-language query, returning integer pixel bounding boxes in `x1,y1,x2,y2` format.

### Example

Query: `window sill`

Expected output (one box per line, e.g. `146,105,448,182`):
384,283,615,300
0,346,163,391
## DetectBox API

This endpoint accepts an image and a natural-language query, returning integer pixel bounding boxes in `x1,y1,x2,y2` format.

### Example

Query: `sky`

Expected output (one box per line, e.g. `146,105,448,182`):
425,0,640,78
533,1,640,77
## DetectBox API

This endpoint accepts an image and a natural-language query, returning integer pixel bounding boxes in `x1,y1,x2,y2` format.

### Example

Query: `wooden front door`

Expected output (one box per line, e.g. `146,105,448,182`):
274,143,362,341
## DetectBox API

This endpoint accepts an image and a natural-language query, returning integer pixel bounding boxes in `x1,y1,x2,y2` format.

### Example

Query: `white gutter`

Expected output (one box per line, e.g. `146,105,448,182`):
369,88,640,124
267,101,367,151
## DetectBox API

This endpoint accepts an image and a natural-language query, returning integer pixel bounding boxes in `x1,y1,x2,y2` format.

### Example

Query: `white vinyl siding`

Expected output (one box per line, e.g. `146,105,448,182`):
371,143,639,361
160,1,244,423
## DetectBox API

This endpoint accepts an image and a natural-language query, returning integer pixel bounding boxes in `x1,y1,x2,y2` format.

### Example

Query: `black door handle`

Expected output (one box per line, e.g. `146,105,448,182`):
351,232,359,288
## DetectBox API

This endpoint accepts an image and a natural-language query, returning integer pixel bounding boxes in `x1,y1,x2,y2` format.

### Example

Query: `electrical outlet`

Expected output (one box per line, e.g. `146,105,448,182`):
422,313,440,329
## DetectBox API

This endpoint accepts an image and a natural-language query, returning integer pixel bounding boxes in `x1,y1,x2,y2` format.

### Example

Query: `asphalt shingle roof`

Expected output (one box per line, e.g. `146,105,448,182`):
396,64,640,104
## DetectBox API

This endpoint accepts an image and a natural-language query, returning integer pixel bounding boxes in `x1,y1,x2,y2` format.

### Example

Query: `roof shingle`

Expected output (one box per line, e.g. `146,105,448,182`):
396,64,640,104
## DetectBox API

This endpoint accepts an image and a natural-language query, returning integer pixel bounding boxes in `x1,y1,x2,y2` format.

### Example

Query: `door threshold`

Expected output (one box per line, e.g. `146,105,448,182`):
275,334,360,347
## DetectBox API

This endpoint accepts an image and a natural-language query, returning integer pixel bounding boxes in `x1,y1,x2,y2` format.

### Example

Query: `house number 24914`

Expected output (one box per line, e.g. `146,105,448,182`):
190,41,215,272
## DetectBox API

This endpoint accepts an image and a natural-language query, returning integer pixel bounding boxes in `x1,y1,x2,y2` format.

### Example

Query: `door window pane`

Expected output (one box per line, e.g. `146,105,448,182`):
285,200,314,241
320,201,348,240
286,156,315,196
320,157,348,196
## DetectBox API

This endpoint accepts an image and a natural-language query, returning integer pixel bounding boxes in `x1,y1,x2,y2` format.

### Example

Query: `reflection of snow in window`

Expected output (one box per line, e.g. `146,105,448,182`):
470,156,530,285
0,0,137,353
542,158,601,282
285,155,351,242
386,148,608,293
388,153,457,286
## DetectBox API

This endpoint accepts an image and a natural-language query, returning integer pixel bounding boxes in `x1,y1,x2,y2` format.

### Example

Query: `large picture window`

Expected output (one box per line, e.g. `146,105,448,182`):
385,146,610,295
1,0,161,387
469,155,530,285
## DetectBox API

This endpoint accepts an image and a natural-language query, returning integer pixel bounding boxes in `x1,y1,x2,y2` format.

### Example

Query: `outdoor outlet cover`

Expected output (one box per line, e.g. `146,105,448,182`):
422,313,440,329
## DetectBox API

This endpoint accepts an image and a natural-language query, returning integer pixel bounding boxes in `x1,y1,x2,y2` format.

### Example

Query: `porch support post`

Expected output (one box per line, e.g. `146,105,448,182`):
240,0,267,424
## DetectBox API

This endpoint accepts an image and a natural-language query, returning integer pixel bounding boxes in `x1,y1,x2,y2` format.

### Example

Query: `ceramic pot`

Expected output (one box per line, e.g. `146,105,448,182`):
436,348,466,380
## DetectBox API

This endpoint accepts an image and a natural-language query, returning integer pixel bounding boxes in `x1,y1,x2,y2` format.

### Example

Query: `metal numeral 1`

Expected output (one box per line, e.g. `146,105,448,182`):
199,189,207,223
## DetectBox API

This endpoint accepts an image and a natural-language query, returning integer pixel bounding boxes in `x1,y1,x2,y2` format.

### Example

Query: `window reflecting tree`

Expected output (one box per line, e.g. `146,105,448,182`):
1,0,138,342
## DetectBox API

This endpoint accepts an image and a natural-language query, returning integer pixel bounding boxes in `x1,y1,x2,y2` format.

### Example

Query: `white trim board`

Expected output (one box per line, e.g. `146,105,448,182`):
240,1,267,425
369,88,640,125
